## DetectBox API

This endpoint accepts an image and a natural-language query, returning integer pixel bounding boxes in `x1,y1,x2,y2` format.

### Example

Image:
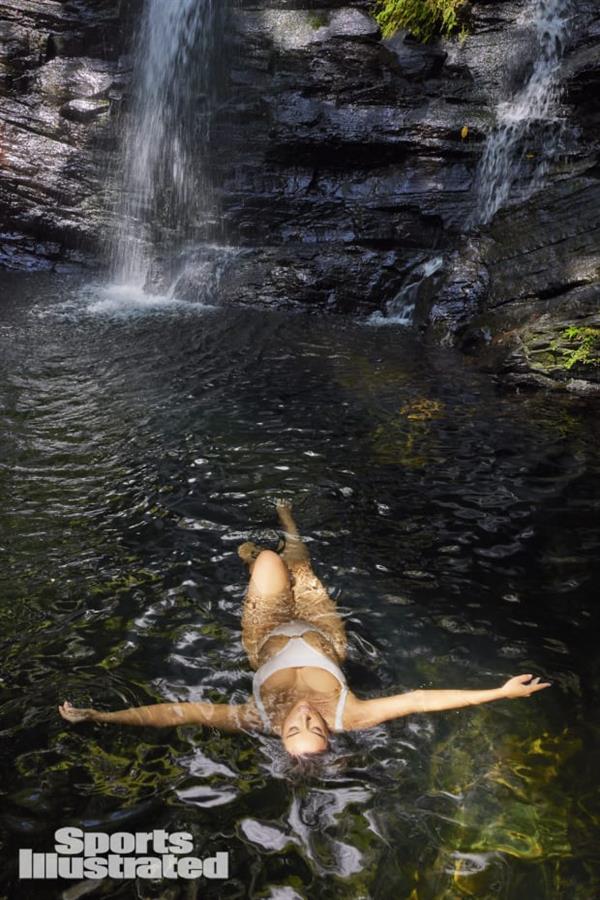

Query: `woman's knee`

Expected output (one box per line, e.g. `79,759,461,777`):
250,550,289,594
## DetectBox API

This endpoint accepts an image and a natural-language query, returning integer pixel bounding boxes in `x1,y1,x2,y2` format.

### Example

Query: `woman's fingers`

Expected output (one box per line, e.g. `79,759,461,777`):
529,681,551,693
58,700,90,723
502,674,551,697
517,677,551,695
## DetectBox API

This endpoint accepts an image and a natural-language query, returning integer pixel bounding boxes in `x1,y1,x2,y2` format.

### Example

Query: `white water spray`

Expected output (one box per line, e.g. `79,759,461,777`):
111,0,222,284
474,0,570,225
367,257,444,327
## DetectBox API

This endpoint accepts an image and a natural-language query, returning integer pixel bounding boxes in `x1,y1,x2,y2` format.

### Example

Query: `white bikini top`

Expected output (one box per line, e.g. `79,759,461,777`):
253,620,348,733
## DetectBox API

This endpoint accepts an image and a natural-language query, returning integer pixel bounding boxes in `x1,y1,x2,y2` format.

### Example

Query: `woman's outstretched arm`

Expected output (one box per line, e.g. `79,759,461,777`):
348,675,551,730
58,699,256,732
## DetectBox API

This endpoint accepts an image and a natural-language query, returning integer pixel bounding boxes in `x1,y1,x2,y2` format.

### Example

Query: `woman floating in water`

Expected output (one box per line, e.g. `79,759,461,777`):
59,502,550,757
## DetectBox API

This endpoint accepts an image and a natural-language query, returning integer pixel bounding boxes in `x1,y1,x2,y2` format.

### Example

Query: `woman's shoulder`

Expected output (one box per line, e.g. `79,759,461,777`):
340,692,376,731
229,699,264,732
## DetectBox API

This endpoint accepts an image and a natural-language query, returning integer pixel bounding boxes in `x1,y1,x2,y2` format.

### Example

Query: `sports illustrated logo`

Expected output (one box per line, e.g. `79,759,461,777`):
19,828,229,881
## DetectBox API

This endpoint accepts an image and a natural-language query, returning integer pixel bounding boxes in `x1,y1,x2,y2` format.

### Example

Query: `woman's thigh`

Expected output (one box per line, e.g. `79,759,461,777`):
241,550,295,669
290,561,348,662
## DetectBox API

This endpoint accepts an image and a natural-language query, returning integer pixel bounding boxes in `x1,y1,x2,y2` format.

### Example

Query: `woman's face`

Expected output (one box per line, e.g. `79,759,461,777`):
281,700,329,755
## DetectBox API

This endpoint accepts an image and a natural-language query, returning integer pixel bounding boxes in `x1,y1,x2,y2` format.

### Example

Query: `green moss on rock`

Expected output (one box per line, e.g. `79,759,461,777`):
522,320,600,384
307,12,330,30
374,0,466,42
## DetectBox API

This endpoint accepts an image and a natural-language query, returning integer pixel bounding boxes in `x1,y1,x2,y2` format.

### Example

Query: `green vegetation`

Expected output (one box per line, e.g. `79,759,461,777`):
524,322,600,381
307,12,330,30
374,0,466,42
552,325,600,370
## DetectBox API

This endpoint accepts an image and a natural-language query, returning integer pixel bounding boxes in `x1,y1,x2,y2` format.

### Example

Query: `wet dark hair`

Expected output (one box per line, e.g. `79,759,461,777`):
259,733,350,783
280,751,334,783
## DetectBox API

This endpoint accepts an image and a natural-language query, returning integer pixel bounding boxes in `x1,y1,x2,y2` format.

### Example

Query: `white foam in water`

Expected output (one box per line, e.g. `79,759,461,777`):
84,283,213,317
367,307,415,328
366,256,444,327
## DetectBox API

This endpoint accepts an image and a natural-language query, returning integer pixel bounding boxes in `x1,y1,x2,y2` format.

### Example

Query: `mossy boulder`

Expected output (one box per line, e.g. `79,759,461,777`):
504,315,600,395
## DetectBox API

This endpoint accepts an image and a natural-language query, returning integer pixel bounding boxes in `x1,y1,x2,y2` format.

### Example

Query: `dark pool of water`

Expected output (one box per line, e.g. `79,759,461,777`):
1,272,599,899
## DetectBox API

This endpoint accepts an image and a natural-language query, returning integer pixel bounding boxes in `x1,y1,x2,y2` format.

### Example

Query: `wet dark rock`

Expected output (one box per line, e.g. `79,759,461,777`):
456,167,600,393
0,0,139,269
61,98,111,122
213,245,413,314
214,0,600,334
214,1,485,310
427,239,490,338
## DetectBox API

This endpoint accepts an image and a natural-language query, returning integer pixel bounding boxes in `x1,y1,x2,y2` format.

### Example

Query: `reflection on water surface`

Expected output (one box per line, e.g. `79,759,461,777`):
1,273,599,898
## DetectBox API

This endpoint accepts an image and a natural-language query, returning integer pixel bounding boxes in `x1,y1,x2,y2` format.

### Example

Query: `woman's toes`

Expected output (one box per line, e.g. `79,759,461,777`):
238,542,255,562
238,541,265,564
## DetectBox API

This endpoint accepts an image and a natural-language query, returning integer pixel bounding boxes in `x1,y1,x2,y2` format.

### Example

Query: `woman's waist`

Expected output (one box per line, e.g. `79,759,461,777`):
257,626,340,668
259,619,330,647
255,635,345,684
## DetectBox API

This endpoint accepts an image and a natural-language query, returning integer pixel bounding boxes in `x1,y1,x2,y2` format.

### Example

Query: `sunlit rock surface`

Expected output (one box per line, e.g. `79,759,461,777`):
0,0,137,269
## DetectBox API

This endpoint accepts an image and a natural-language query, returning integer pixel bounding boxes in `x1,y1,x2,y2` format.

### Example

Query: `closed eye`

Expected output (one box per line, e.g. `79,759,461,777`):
286,726,326,738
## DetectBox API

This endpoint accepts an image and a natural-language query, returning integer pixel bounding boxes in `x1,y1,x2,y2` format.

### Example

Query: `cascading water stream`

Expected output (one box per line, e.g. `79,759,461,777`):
111,0,223,286
368,257,444,327
473,0,570,225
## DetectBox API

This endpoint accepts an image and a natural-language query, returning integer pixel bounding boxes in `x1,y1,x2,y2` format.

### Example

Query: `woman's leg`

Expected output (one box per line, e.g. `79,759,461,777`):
240,550,295,669
277,502,348,662
238,540,271,574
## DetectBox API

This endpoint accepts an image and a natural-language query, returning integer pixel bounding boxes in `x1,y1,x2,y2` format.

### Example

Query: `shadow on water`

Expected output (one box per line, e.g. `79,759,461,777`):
1,273,599,898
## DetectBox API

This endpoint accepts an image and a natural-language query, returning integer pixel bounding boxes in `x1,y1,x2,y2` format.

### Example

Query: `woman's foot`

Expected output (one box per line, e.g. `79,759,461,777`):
276,498,297,532
238,541,268,571
275,500,310,565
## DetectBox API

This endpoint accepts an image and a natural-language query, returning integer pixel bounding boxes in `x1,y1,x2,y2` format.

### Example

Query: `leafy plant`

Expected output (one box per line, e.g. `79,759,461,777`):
554,326,600,370
307,12,330,30
374,0,466,42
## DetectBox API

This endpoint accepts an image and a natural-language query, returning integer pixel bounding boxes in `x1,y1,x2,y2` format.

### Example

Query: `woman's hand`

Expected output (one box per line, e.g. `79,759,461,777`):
501,674,551,699
58,700,97,723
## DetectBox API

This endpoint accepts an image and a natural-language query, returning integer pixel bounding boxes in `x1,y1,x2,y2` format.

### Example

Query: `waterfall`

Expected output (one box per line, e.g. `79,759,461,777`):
473,0,570,225
111,0,223,285
368,257,444,326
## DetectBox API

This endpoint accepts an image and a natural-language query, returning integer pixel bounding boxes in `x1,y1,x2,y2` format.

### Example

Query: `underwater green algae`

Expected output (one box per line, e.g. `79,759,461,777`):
334,353,447,466
371,398,445,468
424,715,583,897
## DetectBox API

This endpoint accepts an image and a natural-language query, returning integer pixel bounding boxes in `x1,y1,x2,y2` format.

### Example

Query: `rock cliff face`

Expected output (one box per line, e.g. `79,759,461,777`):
215,1,476,313
213,0,600,391
0,0,599,391
0,0,138,269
